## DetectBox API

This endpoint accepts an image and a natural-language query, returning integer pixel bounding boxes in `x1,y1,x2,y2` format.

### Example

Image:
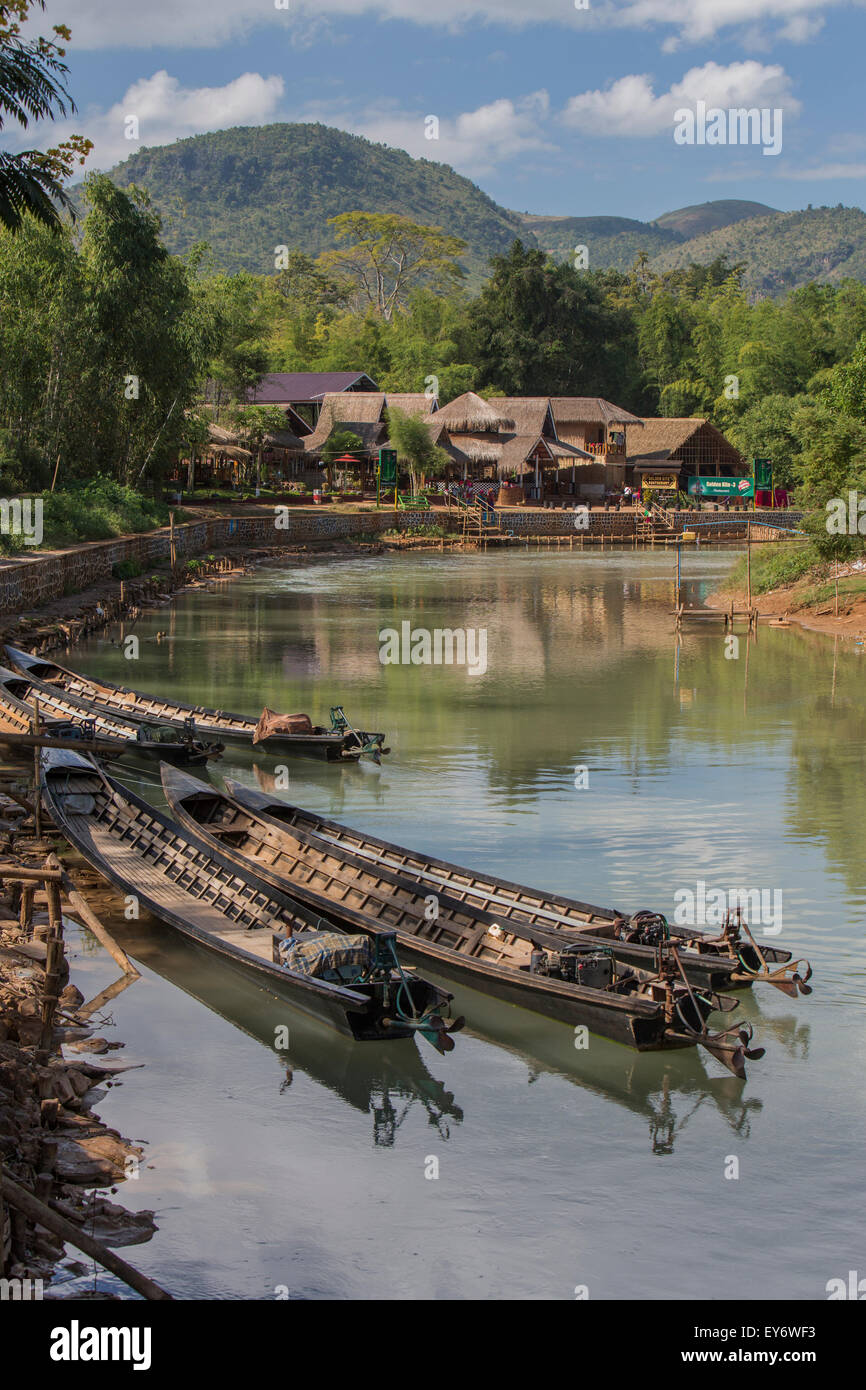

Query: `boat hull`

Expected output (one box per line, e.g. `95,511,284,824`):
161,765,711,1054
6,646,381,762
40,750,447,1042
225,782,746,994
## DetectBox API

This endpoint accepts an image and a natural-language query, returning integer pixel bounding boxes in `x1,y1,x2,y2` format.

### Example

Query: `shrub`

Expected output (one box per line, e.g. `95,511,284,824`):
112,559,143,580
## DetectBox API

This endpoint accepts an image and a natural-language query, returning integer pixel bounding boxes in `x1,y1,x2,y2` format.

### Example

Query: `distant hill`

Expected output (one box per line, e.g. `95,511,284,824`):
648,206,866,296
88,124,866,297
653,200,777,239
516,213,680,271
100,123,529,282
519,200,778,273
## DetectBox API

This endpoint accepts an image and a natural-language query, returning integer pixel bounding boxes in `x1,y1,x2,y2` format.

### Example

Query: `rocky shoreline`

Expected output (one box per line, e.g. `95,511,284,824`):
0,832,158,1298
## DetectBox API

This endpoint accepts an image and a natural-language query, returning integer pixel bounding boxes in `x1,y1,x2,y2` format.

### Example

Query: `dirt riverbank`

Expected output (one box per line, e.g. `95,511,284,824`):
707,581,866,640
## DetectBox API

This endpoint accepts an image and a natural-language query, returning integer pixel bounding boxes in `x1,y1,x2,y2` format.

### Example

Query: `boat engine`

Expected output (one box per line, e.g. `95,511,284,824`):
614,910,669,946
530,946,613,989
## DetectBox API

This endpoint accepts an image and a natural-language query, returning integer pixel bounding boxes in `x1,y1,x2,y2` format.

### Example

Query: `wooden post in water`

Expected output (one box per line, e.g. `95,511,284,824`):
835,557,839,617
746,522,752,608
38,875,64,1057
169,509,176,575
31,698,42,843
0,1168,173,1300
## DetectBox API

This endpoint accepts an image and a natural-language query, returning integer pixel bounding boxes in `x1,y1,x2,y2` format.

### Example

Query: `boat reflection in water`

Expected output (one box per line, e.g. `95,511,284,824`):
100,905,806,1157
110,912,464,1146
424,963,772,1156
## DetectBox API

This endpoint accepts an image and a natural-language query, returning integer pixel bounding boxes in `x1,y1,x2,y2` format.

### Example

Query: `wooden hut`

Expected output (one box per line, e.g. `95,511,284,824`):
549,398,644,499
428,392,592,499
305,391,439,490
626,418,746,498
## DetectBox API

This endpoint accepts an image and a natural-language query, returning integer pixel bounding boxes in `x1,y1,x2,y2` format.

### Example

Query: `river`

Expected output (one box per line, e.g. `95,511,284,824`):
51,548,865,1300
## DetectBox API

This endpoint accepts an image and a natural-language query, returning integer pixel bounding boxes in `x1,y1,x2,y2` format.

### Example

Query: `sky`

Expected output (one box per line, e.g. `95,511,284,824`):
8,0,866,220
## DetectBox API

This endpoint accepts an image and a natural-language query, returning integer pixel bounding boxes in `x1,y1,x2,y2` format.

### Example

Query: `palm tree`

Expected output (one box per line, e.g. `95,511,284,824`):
0,2,91,232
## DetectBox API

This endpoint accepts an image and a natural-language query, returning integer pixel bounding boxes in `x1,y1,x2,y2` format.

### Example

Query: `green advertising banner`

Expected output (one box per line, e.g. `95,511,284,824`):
688,476,755,498
378,448,398,485
753,457,773,490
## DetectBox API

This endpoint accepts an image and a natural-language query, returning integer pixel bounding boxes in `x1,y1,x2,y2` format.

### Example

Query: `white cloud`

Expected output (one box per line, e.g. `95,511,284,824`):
11,60,803,180
783,162,866,179
306,92,553,177
24,0,857,51
562,61,799,137
22,71,285,172
606,0,837,46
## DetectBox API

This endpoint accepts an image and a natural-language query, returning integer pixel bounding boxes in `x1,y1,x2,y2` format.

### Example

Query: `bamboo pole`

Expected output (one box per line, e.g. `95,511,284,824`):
0,865,63,882
45,854,139,978
38,879,64,1056
0,1167,172,1300
32,699,42,842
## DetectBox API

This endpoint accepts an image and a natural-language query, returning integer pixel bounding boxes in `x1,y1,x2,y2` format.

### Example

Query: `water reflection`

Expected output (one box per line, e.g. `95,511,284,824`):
110,913,464,1146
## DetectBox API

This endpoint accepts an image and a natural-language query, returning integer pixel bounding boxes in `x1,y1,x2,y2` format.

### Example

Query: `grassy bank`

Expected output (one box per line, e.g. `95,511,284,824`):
0,480,189,555
715,538,866,637
719,541,820,596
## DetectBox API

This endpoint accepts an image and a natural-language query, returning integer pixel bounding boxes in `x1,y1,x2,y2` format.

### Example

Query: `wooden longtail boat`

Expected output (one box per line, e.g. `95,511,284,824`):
110,913,465,1146
6,646,388,762
223,782,812,998
0,665,222,766
40,750,459,1049
161,764,766,1076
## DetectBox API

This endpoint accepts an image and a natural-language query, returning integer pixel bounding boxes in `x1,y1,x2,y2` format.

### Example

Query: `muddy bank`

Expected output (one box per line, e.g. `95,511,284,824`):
2,538,383,658
707,582,866,641
0,813,160,1296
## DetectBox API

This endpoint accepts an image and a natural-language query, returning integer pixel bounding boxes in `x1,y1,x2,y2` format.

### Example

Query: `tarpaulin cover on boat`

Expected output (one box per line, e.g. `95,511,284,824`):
279,931,372,979
253,707,314,743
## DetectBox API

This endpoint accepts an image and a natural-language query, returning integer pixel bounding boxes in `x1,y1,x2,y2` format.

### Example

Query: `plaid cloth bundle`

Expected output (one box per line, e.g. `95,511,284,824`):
279,931,373,980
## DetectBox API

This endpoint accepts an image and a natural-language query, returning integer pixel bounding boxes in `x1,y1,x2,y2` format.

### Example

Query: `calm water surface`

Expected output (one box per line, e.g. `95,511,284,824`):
54,549,865,1300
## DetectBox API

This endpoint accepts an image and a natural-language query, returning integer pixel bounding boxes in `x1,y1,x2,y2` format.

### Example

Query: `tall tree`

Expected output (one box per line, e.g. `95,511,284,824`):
228,403,290,492
386,408,450,495
469,240,632,399
320,212,466,320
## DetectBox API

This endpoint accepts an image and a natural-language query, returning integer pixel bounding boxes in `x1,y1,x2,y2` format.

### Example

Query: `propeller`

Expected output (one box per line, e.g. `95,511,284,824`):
700,1022,766,1079
417,1014,465,1054
739,1028,765,1061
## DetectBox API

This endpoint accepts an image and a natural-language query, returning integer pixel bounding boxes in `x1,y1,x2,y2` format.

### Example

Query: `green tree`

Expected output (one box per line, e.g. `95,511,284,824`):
320,212,467,320
727,394,810,489
0,1,91,231
469,241,633,398
795,399,866,559
228,403,289,492
203,272,270,415
386,408,450,495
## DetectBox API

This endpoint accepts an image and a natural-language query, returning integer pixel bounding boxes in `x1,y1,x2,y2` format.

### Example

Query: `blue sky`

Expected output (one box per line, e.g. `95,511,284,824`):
12,0,866,220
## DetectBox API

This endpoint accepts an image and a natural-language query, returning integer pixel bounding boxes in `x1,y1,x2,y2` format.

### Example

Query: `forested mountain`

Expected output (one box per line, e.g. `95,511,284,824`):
92,123,865,297
100,123,528,282
653,200,776,238
648,206,866,297
516,213,680,270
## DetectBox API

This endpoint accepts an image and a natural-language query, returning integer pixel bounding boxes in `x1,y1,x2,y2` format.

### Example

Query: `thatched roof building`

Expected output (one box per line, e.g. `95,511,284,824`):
488,397,557,438
627,418,745,482
550,398,643,428
431,392,515,433
306,391,438,455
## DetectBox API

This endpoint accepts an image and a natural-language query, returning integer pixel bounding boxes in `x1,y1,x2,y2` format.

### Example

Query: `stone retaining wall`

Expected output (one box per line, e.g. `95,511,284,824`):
0,506,805,615
0,510,439,614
